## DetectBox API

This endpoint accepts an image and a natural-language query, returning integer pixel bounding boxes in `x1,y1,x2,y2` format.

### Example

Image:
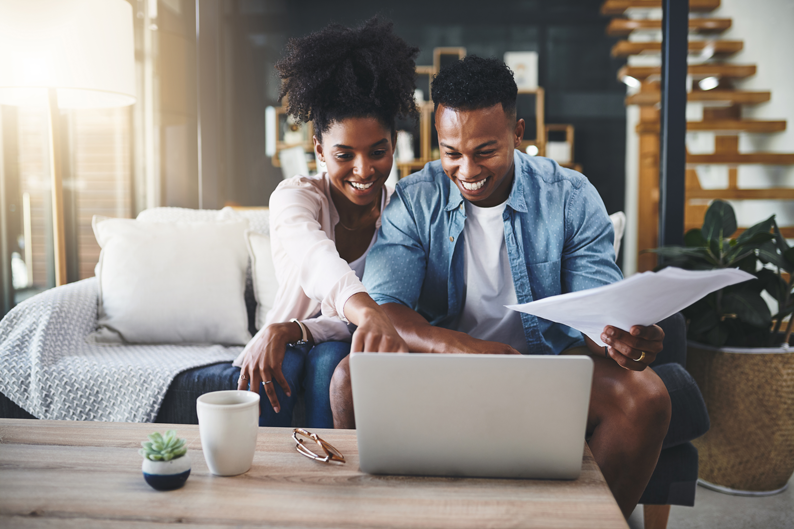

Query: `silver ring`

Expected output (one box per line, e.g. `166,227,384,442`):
239,374,247,380
264,380,272,385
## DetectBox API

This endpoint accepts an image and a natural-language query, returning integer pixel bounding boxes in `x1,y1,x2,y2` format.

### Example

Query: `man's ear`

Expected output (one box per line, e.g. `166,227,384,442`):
513,118,526,148
313,136,324,162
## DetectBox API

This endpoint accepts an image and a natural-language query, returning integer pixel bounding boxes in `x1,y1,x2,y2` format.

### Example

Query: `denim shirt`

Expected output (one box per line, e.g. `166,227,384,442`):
363,151,623,355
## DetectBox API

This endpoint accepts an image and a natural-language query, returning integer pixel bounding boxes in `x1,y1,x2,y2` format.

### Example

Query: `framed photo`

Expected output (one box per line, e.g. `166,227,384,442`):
504,51,538,91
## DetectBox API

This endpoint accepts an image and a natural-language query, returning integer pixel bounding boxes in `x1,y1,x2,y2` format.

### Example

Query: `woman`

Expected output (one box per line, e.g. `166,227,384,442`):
235,18,416,428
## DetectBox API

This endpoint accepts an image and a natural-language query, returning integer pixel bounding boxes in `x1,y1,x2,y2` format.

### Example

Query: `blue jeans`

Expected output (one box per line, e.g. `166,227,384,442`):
254,341,350,428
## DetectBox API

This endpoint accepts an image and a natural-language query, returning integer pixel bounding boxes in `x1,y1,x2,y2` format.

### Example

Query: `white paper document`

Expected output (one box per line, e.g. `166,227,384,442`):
506,267,755,347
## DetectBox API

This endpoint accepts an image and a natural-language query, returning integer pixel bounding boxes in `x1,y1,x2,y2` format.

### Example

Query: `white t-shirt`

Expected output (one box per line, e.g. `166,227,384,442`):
456,200,528,354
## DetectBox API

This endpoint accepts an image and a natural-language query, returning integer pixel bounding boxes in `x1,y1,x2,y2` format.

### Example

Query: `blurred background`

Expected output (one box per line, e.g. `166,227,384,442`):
0,0,791,318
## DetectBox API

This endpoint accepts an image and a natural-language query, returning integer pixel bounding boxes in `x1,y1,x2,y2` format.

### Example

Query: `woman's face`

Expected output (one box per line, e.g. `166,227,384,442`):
314,117,394,208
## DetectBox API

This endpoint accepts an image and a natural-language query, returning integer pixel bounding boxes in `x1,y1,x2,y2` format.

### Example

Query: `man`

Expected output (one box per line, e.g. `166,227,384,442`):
331,56,671,518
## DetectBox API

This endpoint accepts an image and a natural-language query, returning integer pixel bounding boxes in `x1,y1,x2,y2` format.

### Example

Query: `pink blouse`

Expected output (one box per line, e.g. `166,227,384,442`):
234,173,391,366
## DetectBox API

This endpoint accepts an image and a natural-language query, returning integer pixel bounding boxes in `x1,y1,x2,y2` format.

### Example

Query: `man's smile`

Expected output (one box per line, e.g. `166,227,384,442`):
459,177,488,192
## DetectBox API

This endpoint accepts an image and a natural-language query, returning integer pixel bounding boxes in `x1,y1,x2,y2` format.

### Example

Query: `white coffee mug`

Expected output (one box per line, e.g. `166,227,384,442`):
196,390,260,476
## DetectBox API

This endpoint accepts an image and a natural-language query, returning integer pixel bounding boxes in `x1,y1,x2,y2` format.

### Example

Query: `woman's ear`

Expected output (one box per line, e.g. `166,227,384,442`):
313,136,324,162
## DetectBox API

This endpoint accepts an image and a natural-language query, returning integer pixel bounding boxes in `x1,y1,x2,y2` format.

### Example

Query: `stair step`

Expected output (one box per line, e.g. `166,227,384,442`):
607,18,732,36
638,120,786,133
687,188,794,200
687,153,794,165
602,0,720,16
612,40,743,57
620,64,756,82
626,90,771,106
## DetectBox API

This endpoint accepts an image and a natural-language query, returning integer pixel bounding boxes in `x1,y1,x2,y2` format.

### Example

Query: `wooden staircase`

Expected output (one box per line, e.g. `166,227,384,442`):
604,0,794,272
607,17,732,36
611,40,744,58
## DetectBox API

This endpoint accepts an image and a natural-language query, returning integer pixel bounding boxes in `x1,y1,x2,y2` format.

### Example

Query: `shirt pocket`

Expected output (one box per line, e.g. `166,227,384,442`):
527,259,562,300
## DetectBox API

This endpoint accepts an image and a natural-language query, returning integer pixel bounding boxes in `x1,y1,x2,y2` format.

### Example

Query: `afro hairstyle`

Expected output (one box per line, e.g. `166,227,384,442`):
430,55,518,116
275,17,419,140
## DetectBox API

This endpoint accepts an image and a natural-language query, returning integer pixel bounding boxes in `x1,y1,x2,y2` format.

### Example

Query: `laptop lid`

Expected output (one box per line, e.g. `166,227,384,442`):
350,353,593,480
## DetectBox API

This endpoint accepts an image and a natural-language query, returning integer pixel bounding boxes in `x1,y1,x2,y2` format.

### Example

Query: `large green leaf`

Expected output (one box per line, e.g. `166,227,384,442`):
773,221,790,253
705,321,729,347
644,246,719,267
684,229,708,248
702,200,737,244
784,247,794,268
688,309,719,337
756,268,787,302
757,241,794,273
724,232,774,266
736,214,775,244
721,290,772,328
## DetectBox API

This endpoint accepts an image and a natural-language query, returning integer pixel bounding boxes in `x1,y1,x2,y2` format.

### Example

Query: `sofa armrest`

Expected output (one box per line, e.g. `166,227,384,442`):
652,312,687,368
0,278,100,347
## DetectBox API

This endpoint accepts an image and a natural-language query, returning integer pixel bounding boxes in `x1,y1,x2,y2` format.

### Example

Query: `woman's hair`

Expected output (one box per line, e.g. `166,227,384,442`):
275,17,419,140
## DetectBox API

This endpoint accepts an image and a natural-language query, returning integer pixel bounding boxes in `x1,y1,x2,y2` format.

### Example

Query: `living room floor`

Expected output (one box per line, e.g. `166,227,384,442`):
628,474,794,529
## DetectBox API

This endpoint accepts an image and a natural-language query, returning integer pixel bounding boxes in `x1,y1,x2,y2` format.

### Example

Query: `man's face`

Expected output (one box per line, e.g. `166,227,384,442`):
435,103,525,208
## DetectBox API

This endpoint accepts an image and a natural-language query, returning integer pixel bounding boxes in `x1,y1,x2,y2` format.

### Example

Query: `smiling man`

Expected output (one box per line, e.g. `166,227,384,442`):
330,56,671,517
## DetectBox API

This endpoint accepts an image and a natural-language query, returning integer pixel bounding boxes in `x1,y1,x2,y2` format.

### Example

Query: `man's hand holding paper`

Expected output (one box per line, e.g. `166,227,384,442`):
508,267,755,369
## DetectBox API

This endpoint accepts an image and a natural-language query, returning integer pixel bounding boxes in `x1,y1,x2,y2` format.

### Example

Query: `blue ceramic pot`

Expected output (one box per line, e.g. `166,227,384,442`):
142,453,191,491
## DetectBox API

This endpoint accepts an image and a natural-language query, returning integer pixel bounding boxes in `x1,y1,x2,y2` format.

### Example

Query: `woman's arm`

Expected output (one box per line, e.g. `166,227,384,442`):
270,184,367,322
344,293,408,353
237,321,309,413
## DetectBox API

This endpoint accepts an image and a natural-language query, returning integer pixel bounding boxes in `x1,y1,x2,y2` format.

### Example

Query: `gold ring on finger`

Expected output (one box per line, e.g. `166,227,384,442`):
633,351,646,363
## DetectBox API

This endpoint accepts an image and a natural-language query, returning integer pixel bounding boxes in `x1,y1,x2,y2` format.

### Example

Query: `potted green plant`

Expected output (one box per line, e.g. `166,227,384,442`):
648,200,794,495
140,430,191,491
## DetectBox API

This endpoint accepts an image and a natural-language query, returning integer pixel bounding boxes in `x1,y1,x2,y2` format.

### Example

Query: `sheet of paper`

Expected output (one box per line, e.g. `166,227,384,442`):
506,267,755,347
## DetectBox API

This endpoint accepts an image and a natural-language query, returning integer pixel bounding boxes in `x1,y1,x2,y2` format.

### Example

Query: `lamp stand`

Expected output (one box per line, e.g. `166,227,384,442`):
46,88,67,287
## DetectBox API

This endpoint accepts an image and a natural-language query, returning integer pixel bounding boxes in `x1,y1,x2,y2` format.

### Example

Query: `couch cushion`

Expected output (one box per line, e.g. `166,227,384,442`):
91,215,251,345
654,363,710,449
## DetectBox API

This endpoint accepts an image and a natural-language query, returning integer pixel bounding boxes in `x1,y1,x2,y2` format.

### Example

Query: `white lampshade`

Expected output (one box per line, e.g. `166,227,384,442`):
0,0,136,108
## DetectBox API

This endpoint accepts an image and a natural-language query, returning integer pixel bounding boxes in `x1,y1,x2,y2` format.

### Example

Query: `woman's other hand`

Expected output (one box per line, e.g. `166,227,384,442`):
345,293,409,353
237,322,303,413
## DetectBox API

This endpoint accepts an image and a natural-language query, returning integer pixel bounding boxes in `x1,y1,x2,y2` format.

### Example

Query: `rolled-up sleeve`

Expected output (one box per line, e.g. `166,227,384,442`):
561,181,623,294
363,186,427,309
302,315,352,344
270,186,366,322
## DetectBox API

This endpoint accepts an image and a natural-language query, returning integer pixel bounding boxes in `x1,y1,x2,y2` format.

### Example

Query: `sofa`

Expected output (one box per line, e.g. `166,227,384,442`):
0,207,709,508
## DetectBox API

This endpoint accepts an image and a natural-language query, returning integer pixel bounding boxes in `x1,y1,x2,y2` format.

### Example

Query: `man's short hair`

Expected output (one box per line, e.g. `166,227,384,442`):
431,55,517,116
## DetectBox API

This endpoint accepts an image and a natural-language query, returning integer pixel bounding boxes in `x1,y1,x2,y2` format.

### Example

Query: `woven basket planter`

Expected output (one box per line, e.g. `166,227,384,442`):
687,340,794,495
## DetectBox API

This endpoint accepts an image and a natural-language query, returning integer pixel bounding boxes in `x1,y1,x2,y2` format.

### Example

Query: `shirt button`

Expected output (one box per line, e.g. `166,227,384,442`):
449,236,454,242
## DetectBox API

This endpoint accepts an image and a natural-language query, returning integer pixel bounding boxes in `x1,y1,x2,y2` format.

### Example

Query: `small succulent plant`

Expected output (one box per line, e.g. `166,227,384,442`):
139,430,187,461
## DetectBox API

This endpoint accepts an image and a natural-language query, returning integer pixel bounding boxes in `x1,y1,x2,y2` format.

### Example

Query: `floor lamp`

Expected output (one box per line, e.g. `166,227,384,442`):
0,0,136,286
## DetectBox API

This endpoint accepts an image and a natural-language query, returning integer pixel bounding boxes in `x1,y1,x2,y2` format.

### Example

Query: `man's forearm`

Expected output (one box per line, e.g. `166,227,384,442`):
381,302,465,354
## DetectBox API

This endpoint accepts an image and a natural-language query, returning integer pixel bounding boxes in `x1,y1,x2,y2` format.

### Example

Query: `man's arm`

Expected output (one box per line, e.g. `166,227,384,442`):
382,303,521,355
561,180,664,369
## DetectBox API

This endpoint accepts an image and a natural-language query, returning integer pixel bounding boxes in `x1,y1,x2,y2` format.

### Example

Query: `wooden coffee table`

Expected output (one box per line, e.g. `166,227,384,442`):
0,419,627,528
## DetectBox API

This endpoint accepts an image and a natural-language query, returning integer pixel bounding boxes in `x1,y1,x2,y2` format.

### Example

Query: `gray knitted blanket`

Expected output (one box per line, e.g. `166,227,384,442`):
0,277,241,422
0,207,270,422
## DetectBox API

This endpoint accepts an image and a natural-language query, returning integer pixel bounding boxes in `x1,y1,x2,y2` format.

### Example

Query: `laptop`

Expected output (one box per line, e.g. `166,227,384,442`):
350,353,594,480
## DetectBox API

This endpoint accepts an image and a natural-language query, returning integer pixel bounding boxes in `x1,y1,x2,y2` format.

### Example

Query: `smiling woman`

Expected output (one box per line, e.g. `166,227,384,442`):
234,18,417,429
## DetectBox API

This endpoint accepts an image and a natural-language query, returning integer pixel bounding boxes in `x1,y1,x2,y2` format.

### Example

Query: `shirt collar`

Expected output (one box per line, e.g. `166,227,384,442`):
445,174,464,212
444,150,529,213
505,150,528,213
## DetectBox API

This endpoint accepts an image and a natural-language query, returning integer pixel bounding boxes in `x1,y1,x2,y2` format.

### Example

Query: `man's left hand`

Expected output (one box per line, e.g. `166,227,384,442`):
601,324,664,371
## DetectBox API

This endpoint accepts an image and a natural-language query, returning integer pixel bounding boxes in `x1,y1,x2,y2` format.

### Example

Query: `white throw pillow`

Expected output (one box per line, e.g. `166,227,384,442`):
91,216,252,345
246,230,279,330
609,211,626,260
